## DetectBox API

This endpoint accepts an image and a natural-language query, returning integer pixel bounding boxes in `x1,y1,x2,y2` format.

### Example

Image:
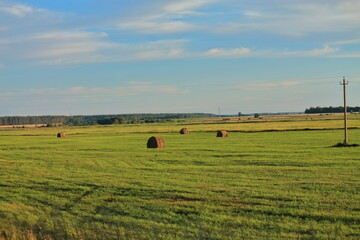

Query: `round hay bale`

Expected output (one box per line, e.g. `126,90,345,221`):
180,128,189,134
216,130,228,137
147,136,165,148
57,132,66,138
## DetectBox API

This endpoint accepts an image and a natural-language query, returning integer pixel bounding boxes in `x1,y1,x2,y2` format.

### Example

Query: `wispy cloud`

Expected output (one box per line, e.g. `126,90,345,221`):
328,38,360,46
1,27,188,65
119,20,195,34
1,0,359,68
118,0,217,34
278,46,339,57
123,40,188,62
1,83,190,101
0,28,350,66
244,11,262,18
201,45,341,59
0,1,191,65
326,52,360,59
204,47,251,57
241,81,301,90
220,0,360,37
0,2,34,17
164,0,216,13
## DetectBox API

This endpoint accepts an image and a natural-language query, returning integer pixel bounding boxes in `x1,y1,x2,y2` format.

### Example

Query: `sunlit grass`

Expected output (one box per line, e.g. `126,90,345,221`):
0,116,359,239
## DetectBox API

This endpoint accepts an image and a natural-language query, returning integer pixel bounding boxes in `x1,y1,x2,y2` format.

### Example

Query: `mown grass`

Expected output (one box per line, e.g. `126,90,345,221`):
0,117,359,239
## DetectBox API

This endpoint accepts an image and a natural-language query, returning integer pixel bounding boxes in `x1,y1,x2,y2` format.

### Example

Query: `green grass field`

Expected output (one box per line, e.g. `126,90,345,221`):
1,116,360,239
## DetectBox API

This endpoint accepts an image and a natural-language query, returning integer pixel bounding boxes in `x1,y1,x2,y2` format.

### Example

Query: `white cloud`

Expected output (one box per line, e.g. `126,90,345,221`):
1,30,111,63
24,86,107,96
0,91,16,102
37,39,188,65
27,32,113,59
118,0,216,34
242,81,301,90
2,83,190,101
326,52,360,58
202,45,342,59
0,2,192,65
119,20,195,34
31,31,108,40
226,0,360,37
0,2,33,17
0,25,188,65
1,0,359,67
278,46,338,57
329,38,360,46
244,11,261,18
117,83,190,96
116,0,360,42
204,47,251,57
164,0,216,13
1,26,350,66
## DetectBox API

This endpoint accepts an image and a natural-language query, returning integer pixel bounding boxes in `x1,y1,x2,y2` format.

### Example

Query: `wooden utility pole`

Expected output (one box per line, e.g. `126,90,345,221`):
340,77,349,144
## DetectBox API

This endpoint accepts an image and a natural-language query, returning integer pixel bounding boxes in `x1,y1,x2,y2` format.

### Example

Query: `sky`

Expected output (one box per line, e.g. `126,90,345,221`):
0,0,360,116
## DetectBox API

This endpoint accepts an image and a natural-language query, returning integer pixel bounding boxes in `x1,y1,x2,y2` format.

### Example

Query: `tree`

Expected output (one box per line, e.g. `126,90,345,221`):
97,117,125,125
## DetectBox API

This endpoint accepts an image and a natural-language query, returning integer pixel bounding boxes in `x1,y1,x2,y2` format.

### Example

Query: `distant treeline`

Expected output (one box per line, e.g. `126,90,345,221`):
305,106,360,114
0,113,216,126
0,116,70,126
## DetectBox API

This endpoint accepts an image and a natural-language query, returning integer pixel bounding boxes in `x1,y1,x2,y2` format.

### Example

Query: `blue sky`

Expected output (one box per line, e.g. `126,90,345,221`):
1,0,360,115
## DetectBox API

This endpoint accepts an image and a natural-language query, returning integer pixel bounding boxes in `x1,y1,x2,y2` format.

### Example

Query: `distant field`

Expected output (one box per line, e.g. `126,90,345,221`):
0,115,359,239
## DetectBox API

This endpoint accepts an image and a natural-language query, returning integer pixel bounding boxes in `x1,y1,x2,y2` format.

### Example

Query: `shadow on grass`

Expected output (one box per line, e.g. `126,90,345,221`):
331,142,360,148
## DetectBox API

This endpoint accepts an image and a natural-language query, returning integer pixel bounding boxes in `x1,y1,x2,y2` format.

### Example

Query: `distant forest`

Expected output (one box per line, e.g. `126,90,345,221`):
0,113,216,126
305,106,360,114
